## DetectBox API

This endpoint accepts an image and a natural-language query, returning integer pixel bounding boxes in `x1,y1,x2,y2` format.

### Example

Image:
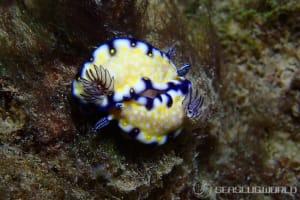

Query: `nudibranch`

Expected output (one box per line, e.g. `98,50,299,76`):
72,38,203,145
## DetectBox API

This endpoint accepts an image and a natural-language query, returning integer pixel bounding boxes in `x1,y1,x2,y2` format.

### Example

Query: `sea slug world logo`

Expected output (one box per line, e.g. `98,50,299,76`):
193,181,298,199
193,181,214,198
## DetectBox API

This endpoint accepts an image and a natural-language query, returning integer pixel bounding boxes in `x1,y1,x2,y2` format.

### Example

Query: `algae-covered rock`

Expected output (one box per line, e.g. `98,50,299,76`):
207,0,300,199
0,0,217,199
1,0,299,199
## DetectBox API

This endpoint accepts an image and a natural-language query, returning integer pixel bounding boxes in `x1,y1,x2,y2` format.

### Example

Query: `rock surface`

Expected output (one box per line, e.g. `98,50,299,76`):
0,0,299,199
